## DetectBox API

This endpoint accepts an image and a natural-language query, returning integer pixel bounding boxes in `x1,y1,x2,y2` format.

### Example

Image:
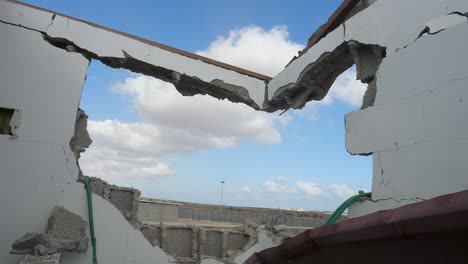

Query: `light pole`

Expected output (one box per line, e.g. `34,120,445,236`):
220,180,225,213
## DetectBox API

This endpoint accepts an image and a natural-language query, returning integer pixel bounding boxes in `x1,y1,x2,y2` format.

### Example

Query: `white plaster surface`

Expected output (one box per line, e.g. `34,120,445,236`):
346,23,468,154
0,20,172,264
348,198,416,218
346,3,468,217
424,13,467,34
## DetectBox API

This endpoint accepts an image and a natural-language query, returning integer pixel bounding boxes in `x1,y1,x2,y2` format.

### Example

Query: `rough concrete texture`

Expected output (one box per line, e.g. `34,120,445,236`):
141,225,162,247
348,41,386,109
20,252,61,264
69,108,92,160
165,198,333,228
203,231,223,258
265,40,386,112
361,78,377,109
226,233,250,252
348,40,386,83
47,206,88,252
164,228,194,258
86,176,141,222
109,189,135,219
265,42,354,112
137,221,288,264
12,232,75,255
11,206,88,256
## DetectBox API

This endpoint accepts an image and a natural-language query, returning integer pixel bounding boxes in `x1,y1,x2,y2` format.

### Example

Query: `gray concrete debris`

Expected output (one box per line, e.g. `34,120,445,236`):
19,252,61,264
69,108,92,160
11,233,82,256
47,206,88,252
11,206,88,256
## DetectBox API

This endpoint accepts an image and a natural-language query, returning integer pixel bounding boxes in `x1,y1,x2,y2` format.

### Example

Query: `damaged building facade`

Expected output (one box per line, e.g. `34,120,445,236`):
1,0,468,263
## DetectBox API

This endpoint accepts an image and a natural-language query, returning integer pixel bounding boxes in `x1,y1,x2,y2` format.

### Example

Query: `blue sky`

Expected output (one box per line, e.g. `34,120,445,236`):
23,0,372,211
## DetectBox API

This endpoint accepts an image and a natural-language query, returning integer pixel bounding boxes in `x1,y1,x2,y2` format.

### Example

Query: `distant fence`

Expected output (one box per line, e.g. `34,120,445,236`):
139,198,333,228
178,206,328,227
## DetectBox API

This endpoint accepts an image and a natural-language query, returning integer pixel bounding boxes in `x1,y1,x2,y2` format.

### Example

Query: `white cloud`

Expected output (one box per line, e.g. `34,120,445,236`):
263,181,283,193
196,25,304,77
328,69,367,107
242,186,253,193
295,181,323,196
329,184,357,198
275,176,288,182
80,148,175,183
112,76,282,146
80,75,284,182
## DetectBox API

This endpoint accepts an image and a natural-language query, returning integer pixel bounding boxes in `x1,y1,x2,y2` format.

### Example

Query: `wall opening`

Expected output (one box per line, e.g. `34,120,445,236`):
0,107,14,135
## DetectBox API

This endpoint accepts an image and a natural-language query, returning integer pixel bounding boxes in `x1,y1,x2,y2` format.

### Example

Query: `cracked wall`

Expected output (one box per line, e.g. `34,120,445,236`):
343,1,468,217
0,0,269,111
3,0,468,262
0,7,174,264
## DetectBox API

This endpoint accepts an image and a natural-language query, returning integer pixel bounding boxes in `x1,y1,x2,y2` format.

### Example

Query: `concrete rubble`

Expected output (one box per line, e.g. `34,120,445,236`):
19,253,61,264
11,207,88,255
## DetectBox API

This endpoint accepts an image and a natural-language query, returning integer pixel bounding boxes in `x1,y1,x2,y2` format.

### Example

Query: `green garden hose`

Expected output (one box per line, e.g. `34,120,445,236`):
78,178,98,264
325,192,371,224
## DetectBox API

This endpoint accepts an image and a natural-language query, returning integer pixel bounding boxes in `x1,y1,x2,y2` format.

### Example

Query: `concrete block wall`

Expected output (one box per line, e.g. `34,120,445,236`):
140,223,257,263
138,201,179,223
140,198,332,227
87,177,141,221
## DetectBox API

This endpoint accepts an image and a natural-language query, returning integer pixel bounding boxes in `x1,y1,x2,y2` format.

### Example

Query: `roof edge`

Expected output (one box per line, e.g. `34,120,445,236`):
6,0,272,81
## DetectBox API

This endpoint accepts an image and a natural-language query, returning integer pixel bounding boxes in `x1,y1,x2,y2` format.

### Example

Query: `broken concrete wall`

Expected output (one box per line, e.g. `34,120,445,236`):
139,222,294,264
11,206,88,255
0,13,172,264
261,0,468,217
0,0,269,110
342,1,468,217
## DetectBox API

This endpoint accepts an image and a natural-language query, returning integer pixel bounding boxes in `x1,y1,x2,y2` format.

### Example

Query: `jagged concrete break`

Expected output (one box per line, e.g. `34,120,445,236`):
348,40,386,109
265,42,354,112
47,206,88,252
11,207,88,256
41,35,263,110
69,108,92,160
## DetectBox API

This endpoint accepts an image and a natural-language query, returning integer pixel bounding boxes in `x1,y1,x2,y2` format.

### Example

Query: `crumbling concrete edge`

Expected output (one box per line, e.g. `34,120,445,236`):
264,40,386,114
0,17,263,111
